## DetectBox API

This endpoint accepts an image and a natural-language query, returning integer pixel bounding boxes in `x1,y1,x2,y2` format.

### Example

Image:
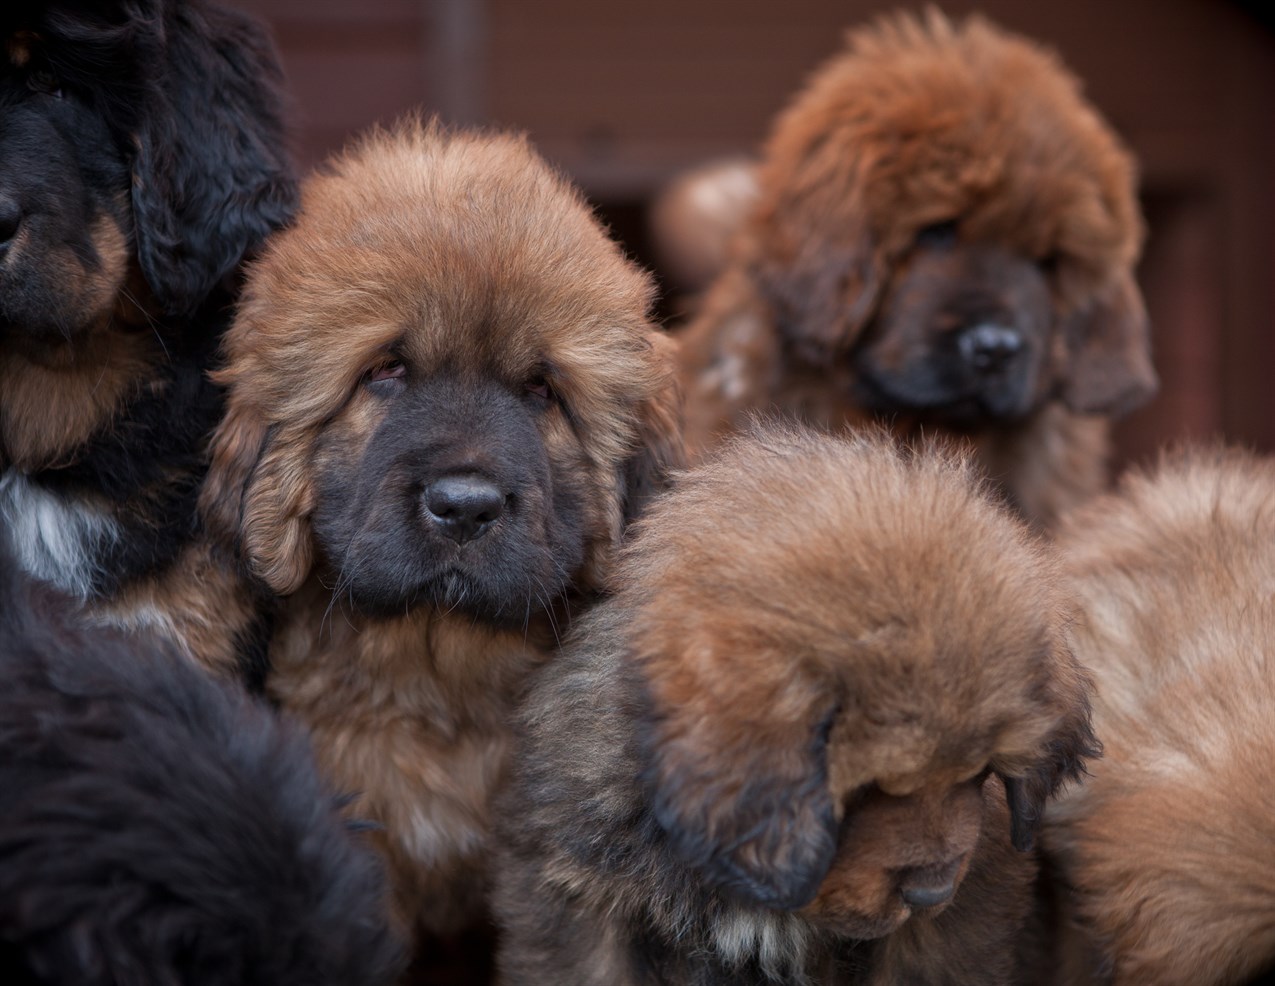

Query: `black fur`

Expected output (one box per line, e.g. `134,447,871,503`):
0,545,405,986
0,0,295,674
311,369,589,625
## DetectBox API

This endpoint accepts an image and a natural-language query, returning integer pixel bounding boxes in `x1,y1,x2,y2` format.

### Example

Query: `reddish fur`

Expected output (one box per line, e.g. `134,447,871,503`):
1043,447,1275,986
494,426,1097,984
677,11,1154,531
202,118,682,951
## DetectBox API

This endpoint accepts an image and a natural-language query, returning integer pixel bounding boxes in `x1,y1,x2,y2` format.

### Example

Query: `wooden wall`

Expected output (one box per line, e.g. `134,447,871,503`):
236,0,1275,461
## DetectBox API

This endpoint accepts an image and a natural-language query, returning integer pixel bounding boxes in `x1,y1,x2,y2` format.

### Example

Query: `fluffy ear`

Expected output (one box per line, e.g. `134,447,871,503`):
749,198,883,366
200,404,314,596
1001,657,1102,852
130,2,296,316
621,331,685,524
642,649,839,910
1059,271,1157,417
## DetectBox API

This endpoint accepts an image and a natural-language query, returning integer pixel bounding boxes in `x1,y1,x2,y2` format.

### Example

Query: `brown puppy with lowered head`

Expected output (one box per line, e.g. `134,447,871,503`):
200,119,682,949
494,425,1098,985
1040,447,1275,986
678,11,1156,530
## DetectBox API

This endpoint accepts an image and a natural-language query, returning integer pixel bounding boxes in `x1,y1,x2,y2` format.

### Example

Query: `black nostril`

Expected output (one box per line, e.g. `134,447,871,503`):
899,879,956,910
0,195,22,246
957,323,1023,373
423,474,506,544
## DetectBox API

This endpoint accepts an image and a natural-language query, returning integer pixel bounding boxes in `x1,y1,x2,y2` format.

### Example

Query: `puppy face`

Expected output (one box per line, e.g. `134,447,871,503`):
625,428,1096,939
749,11,1156,424
853,235,1054,425
0,28,131,348
204,121,681,623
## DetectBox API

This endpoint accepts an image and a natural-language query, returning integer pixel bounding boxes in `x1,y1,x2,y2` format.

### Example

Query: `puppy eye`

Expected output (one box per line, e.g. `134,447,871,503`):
27,69,63,98
525,375,553,402
1039,251,1063,274
915,220,959,249
364,359,406,392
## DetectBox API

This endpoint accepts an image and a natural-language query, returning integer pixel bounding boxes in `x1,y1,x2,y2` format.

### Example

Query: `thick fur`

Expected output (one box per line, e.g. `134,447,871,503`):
677,11,1156,531
201,119,683,947
0,543,404,985
0,0,296,680
1040,447,1275,986
493,425,1097,985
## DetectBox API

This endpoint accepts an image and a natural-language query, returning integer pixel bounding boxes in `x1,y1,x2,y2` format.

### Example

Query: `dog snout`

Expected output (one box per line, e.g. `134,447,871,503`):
0,193,22,251
897,857,964,910
423,474,507,544
956,322,1023,374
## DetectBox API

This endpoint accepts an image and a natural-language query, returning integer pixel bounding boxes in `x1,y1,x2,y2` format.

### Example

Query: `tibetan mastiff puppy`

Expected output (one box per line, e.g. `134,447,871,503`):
1039,447,1275,986
677,11,1156,530
200,119,682,949
0,540,404,986
493,425,1098,985
0,0,295,680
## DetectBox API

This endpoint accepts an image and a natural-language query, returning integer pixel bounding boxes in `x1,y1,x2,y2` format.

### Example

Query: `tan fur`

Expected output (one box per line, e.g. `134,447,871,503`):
0,212,135,469
1043,447,1275,986
494,426,1096,984
202,118,682,947
678,11,1153,531
89,541,258,679
649,157,759,294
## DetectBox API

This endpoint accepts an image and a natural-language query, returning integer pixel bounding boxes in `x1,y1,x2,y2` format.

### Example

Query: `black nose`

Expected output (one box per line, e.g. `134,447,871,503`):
0,194,22,247
957,323,1023,373
423,475,506,544
898,861,961,910
899,880,955,909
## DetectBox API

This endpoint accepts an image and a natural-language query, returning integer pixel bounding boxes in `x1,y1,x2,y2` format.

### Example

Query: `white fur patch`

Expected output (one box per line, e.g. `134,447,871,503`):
0,469,120,599
710,906,815,983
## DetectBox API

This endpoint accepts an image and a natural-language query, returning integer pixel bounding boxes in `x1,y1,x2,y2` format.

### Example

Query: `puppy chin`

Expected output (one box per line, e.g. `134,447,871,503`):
341,561,545,628
854,360,1039,427
802,901,913,941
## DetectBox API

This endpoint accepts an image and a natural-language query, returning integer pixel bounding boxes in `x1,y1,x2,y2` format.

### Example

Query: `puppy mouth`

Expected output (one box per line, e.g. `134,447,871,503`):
853,361,1036,426
897,857,966,914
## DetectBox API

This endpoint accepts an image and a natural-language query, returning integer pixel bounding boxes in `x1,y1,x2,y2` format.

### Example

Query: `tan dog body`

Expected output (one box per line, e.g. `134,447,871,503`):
1043,448,1275,986
678,12,1154,530
494,427,1097,985
203,120,681,943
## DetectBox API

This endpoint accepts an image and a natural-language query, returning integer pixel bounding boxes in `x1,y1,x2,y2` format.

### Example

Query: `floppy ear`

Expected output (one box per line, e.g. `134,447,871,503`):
200,404,314,596
1001,657,1102,852
1059,271,1157,417
749,197,883,366
130,3,296,316
620,331,685,524
641,647,839,910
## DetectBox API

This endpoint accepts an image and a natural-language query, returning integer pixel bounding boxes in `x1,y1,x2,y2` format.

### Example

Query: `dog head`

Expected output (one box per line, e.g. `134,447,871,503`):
626,426,1096,938
0,0,294,351
202,119,682,625
746,11,1155,427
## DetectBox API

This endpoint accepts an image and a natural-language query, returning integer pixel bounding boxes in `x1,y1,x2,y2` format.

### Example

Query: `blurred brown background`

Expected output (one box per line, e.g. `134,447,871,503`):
234,0,1275,466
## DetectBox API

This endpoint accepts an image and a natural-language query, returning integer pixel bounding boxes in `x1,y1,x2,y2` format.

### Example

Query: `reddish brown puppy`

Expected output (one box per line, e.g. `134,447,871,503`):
201,118,681,955
1041,447,1275,986
494,425,1097,985
678,11,1155,530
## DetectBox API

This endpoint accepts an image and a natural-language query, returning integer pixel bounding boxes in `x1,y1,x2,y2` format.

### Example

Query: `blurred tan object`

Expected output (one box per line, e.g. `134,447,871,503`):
649,156,758,295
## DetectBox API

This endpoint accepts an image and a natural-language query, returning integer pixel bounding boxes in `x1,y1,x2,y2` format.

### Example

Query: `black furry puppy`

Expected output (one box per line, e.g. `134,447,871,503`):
0,0,296,681
0,541,404,986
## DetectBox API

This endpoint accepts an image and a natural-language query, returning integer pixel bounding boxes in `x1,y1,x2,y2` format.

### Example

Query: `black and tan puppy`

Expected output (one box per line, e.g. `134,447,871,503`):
201,118,682,952
0,539,403,986
1039,447,1275,986
0,0,295,680
677,11,1156,530
493,425,1097,985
